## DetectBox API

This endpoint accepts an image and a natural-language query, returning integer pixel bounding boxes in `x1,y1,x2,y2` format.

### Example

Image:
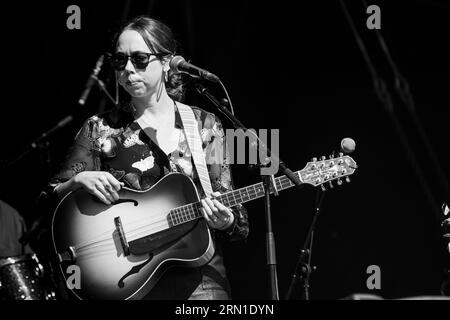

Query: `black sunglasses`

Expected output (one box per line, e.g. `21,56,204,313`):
108,51,168,71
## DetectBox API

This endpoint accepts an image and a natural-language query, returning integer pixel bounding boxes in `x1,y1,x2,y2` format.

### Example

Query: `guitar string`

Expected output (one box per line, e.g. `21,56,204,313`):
86,165,352,253
70,167,354,257
72,163,343,250
71,188,262,254
70,193,209,251
71,178,295,255
72,178,294,254
72,177,296,254
72,196,209,252
72,190,253,253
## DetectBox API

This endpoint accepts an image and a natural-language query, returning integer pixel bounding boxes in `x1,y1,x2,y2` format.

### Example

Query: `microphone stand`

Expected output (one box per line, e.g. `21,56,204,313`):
262,174,280,300
3,115,74,171
88,75,118,108
285,189,324,300
195,83,302,300
3,116,74,247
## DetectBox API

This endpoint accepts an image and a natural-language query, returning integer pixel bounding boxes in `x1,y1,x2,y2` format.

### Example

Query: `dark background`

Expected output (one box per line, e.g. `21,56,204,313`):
1,0,449,300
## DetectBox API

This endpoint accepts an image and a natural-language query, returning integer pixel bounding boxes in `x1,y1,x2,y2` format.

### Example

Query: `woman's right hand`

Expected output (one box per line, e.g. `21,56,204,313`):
73,171,124,205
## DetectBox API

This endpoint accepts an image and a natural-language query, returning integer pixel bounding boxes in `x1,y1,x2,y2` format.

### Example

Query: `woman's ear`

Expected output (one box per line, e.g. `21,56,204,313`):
162,58,171,73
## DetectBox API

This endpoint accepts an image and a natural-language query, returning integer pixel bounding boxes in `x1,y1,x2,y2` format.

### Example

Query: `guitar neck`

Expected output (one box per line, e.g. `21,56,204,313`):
216,172,301,207
168,171,302,226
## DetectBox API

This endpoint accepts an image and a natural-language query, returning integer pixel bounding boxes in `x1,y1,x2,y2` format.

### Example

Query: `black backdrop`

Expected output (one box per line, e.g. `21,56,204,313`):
1,0,449,300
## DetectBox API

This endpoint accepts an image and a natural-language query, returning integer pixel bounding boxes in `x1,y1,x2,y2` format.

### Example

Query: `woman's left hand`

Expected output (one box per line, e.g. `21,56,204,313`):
201,191,235,230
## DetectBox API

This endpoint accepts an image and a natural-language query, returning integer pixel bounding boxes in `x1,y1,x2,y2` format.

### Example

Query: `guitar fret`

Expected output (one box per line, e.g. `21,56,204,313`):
237,189,242,202
182,207,188,221
180,208,185,223
194,203,202,218
225,193,232,207
171,209,176,225
251,185,257,197
229,191,237,206
246,186,254,200
169,211,175,226
218,194,225,207
235,189,243,203
278,176,293,190
240,190,246,201
172,209,179,226
245,187,254,199
188,205,194,220
188,205,196,219
254,183,264,197
275,178,282,192
183,207,189,221
184,206,192,221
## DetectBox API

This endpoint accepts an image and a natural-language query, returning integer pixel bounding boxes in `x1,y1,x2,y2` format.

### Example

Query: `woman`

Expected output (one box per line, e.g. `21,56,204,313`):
43,16,248,300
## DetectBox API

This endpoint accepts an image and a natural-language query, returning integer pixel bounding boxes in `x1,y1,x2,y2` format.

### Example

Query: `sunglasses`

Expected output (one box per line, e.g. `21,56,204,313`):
108,51,167,71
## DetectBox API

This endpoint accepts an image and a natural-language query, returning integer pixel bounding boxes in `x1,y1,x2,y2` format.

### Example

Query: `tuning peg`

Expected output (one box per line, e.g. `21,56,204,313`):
321,156,326,161
311,157,317,162
337,178,343,185
328,181,334,188
321,184,326,192
345,176,351,183
339,152,343,157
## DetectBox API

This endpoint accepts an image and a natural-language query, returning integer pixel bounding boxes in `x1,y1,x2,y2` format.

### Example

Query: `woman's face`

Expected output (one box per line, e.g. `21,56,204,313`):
115,29,167,98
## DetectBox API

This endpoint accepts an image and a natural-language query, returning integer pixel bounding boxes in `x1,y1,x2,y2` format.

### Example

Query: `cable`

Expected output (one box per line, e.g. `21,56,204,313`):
218,79,235,115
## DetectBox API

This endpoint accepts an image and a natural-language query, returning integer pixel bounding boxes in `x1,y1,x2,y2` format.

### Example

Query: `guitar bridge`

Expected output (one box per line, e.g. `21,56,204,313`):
114,216,130,256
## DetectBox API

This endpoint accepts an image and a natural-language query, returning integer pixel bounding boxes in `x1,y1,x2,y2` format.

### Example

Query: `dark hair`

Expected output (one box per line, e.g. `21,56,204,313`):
112,16,185,102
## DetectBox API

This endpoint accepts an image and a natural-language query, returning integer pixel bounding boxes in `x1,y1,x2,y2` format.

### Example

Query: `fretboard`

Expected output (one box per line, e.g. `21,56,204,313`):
168,171,302,226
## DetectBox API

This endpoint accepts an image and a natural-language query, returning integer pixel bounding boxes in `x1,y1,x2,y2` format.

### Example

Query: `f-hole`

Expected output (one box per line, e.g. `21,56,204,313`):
114,199,138,206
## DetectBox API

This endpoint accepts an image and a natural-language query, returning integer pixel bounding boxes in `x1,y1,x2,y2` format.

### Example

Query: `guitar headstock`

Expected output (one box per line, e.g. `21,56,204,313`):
299,153,357,190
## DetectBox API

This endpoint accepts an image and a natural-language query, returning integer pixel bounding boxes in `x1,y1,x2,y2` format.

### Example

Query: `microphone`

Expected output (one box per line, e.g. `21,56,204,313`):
169,56,219,82
78,54,104,106
340,137,356,154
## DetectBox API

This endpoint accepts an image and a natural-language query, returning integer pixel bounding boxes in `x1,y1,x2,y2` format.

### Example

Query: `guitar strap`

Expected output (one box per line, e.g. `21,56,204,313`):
177,103,214,198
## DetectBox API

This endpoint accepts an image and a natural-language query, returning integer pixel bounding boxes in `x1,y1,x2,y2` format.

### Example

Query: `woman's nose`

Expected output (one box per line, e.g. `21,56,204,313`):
124,58,136,73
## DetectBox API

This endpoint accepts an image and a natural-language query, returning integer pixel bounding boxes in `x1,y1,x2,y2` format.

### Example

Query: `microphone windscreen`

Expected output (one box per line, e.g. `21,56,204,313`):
341,137,356,154
169,55,185,72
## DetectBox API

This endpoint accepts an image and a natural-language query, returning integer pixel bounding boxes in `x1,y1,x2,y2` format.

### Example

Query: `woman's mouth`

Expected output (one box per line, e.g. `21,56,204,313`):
126,80,140,86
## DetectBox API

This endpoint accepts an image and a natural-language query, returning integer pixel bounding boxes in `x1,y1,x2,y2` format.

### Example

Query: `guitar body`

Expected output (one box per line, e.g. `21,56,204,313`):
51,155,357,300
52,173,214,300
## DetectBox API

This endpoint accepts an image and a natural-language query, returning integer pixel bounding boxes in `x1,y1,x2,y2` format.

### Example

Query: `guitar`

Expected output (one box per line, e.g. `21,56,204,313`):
52,154,357,299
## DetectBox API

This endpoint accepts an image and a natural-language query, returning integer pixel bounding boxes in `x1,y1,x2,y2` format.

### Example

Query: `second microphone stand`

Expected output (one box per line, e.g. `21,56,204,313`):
285,189,325,300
